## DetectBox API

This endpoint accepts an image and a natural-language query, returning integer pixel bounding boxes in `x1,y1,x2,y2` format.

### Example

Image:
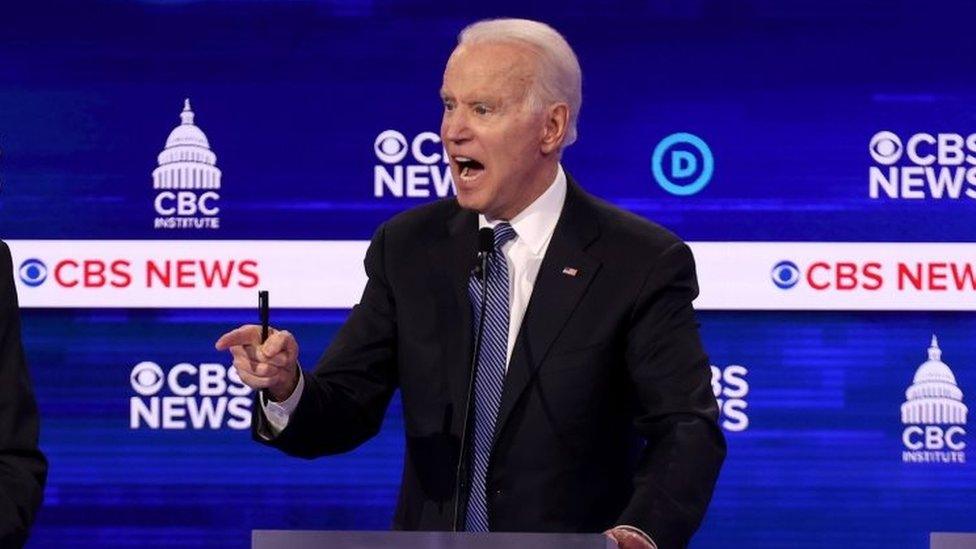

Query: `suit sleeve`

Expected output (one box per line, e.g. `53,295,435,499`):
252,224,399,458
616,241,726,548
0,242,48,547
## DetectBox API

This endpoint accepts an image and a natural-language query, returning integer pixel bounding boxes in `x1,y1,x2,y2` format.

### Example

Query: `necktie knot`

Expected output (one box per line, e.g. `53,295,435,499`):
493,222,516,250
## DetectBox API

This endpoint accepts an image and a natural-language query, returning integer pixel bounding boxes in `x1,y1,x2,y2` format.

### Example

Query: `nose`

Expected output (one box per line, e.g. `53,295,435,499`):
441,108,472,144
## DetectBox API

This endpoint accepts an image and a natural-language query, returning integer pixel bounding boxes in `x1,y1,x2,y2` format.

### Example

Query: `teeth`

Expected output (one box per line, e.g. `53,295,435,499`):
454,155,483,181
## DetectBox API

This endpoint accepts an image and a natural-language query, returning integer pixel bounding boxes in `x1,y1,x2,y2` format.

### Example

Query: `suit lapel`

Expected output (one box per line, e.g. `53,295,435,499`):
428,206,479,432
492,177,602,446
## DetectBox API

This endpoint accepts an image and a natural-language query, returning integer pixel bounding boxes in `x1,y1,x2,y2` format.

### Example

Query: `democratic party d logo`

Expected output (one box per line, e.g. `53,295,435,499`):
652,132,714,196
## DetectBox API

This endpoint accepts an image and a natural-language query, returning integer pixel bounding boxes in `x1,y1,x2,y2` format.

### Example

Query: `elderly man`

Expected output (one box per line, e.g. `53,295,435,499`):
1,241,47,547
217,18,724,548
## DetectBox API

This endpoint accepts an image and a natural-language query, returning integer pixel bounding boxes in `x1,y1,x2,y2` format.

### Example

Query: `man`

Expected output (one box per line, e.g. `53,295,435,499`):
217,19,725,548
0,241,47,547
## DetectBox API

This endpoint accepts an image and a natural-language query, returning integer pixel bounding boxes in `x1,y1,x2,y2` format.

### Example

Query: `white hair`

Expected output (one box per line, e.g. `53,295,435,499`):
458,18,582,147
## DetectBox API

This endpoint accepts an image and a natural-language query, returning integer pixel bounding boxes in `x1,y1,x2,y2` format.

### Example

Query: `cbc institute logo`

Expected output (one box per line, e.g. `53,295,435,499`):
152,99,223,230
900,336,968,464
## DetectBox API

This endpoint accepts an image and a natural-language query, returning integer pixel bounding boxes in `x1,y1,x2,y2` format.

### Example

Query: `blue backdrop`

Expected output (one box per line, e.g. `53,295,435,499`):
2,0,975,547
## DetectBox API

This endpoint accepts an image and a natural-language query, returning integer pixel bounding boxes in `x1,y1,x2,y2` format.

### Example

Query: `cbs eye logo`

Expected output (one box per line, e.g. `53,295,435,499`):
771,260,800,290
130,361,165,396
374,130,409,164
869,131,903,165
18,259,48,287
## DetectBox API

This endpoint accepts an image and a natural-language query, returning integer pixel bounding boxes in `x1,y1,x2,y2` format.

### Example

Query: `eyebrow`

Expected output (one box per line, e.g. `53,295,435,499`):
439,89,505,108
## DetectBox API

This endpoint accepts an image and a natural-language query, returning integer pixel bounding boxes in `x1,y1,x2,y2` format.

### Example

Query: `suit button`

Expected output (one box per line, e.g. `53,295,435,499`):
493,489,503,498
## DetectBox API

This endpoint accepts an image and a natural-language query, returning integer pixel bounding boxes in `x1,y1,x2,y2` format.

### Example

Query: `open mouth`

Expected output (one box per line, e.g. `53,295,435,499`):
454,156,485,181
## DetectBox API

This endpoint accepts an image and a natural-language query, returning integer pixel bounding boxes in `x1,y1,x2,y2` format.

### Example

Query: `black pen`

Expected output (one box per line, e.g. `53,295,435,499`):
259,290,270,343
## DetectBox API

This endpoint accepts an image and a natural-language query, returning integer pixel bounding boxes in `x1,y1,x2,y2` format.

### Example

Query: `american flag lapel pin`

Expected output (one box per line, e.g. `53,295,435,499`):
562,266,579,277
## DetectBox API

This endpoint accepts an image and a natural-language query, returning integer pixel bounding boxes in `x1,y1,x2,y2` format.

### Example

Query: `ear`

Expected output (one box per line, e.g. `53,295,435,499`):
540,103,569,155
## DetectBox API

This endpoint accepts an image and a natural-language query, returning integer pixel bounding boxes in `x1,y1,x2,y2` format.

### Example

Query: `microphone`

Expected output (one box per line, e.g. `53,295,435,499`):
454,226,495,530
472,227,494,280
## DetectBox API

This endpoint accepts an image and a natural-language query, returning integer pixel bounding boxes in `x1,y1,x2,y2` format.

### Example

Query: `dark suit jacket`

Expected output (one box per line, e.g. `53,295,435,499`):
0,241,47,547
255,176,725,548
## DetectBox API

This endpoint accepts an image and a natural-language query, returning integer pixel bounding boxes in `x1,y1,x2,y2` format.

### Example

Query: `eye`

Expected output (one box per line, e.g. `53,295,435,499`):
473,104,491,115
443,100,455,112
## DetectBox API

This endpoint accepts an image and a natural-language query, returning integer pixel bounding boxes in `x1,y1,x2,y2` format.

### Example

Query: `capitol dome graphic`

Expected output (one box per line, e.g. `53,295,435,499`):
152,98,221,190
901,335,968,425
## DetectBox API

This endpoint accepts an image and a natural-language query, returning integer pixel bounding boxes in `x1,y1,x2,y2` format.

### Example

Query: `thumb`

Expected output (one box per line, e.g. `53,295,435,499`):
261,329,294,359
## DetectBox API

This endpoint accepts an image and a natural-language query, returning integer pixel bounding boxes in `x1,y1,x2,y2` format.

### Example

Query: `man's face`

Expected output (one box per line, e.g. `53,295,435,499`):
440,42,550,220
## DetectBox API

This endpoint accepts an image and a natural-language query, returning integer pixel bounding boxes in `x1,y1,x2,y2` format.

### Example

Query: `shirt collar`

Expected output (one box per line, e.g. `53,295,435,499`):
478,164,567,256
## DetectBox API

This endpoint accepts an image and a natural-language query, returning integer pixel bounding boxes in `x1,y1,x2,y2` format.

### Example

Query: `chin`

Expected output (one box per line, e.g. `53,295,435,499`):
455,193,480,213
456,187,490,212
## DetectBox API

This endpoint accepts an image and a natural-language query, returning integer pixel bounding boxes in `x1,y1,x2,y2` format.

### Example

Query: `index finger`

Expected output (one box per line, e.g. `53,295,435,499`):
215,324,262,351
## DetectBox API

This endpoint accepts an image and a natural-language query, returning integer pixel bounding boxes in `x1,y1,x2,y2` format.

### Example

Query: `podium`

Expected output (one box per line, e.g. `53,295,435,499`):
930,533,976,549
252,530,614,548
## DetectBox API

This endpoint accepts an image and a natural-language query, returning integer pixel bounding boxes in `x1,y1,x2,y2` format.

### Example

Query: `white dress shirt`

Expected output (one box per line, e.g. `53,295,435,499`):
479,163,567,368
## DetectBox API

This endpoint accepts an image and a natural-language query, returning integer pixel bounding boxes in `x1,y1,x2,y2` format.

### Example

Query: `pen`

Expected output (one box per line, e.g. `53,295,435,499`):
259,290,269,343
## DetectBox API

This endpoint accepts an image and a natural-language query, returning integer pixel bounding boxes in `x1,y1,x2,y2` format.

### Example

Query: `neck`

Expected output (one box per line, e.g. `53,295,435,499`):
492,161,559,221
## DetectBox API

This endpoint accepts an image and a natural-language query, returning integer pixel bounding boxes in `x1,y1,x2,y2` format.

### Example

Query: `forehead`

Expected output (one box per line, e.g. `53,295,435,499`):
441,42,536,99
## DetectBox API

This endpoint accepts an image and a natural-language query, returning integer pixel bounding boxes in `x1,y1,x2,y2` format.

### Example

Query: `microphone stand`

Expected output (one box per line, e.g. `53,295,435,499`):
453,230,493,531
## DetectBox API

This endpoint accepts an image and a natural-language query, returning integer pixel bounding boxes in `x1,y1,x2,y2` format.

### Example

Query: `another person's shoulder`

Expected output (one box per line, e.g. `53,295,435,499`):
0,240,11,278
0,240,12,322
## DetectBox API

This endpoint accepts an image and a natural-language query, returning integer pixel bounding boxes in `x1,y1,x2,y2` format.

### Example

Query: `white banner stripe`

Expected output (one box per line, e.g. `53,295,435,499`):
8,240,976,311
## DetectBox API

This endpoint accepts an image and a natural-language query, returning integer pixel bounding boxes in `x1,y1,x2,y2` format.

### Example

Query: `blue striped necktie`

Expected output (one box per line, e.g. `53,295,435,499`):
464,222,517,532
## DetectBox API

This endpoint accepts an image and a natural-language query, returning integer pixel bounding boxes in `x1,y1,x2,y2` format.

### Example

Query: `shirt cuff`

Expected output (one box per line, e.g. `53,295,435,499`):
261,370,304,436
613,525,657,549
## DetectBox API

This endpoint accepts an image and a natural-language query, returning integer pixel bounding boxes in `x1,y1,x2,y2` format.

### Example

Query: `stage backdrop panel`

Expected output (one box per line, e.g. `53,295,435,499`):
2,1,974,547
